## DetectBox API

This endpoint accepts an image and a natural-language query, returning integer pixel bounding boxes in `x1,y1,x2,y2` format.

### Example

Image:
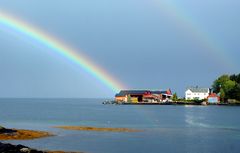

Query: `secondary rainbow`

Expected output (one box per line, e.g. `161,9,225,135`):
151,0,236,69
0,11,124,92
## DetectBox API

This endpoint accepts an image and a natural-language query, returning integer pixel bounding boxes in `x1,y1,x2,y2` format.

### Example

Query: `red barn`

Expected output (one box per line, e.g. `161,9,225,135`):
115,89,172,103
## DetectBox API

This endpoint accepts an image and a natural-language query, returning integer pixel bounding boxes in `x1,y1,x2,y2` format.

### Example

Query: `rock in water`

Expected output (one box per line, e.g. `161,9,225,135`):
0,126,6,132
20,147,31,153
0,142,45,153
0,126,18,134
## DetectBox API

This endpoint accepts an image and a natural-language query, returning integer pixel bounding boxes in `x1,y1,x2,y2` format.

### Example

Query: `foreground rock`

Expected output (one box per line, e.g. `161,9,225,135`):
0,126,52,140
55,126,142,132
0,142,81,153
0,126,17,134
0,142,43,153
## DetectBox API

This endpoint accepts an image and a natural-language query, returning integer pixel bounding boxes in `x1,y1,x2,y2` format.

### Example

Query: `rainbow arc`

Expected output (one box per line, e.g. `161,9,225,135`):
0,11,124,93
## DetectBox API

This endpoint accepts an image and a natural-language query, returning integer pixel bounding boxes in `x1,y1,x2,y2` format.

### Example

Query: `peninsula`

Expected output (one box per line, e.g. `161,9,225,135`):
55,126,142,132
0,126,52,140
0,126,82,153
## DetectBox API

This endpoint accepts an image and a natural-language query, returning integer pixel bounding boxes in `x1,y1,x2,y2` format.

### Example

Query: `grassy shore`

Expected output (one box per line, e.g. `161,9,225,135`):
0,126,82,153
0,126,53,140
55,126,142,132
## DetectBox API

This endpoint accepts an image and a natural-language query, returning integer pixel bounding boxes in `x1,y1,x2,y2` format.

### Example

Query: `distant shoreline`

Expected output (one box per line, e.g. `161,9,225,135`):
123,102,240,106
104,101,240,106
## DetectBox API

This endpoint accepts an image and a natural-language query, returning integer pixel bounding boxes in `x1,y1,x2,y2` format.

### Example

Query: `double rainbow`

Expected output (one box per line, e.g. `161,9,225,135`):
0,11,124,93
151,0,235,69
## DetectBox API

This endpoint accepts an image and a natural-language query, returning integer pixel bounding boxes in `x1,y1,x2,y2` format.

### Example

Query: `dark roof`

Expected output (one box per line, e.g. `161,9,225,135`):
115,90,169,97
187,87,209,93
151,91,167,94
115,90,150,97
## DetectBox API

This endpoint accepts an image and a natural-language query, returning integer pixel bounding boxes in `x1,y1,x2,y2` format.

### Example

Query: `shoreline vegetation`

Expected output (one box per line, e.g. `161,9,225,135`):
54,126,142,132
0,126,52,140
0,126,81,153
0,125,141,153
109,73,240,105
104,100,240,106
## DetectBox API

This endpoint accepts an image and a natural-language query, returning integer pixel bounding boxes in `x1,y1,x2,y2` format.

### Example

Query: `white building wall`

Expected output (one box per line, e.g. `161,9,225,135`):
185,89,209,100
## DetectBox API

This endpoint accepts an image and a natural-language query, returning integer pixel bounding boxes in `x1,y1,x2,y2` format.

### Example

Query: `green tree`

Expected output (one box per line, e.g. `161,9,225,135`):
220,88,225,102
212,75,230,93
172,93,178,101
229,85,240,101
230,73,240,83
212,74,240,101
229,73,240,101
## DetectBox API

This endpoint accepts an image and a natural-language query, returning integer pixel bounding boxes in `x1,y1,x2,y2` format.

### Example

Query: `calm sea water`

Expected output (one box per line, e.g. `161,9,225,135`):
0,98,240,153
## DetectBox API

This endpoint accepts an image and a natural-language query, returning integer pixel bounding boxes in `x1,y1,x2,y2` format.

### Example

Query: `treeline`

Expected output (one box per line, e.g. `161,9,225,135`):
212,73,240,101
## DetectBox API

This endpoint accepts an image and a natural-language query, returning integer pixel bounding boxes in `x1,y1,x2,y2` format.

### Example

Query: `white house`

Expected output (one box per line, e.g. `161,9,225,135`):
185,86,210,100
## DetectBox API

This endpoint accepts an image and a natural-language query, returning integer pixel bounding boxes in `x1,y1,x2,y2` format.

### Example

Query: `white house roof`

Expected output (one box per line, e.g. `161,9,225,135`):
187,87,209,93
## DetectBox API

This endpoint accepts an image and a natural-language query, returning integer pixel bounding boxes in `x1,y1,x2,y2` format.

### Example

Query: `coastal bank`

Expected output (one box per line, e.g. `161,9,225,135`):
0,142,81,153
0,126,52,140
106,89,240,106
0,126,81,153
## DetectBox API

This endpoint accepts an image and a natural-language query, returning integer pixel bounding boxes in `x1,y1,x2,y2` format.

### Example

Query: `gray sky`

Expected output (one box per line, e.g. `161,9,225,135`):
0,0,239,98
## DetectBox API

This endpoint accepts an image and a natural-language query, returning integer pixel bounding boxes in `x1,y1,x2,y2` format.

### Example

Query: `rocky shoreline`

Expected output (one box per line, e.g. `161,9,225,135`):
0,126,81,153
0,125,141,153
0,142,81,153
0,142,47,153
0,126,52,140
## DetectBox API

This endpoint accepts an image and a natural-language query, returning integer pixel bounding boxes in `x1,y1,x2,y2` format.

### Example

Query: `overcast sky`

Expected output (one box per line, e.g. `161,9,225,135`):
0,0,239,98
